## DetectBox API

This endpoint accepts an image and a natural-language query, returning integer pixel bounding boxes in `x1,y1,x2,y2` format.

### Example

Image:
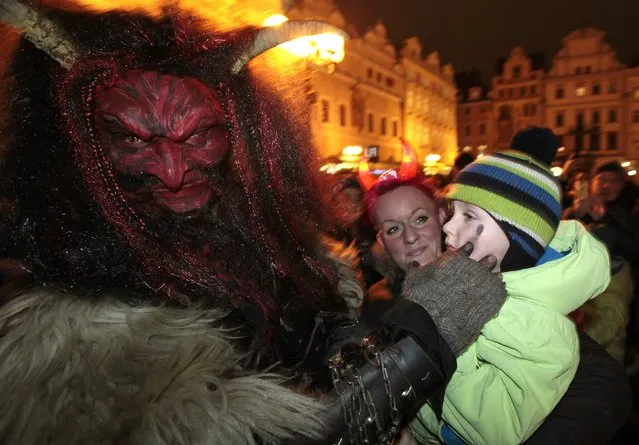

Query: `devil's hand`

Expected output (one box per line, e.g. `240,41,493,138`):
401,245,507,356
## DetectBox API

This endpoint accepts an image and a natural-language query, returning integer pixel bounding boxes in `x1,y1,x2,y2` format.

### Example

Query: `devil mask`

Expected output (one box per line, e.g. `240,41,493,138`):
3,3,351,319
93,70,230,216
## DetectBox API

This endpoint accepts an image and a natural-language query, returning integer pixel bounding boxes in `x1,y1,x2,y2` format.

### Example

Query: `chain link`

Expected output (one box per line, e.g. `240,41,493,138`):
377,350,401,438
327,336,406,445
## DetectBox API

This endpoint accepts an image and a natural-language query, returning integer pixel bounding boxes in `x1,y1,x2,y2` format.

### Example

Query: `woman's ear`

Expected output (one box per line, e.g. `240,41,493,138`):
376,231,385,250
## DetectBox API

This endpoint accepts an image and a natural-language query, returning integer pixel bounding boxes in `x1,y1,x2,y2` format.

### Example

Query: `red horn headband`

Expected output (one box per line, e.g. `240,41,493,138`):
358,138,419,191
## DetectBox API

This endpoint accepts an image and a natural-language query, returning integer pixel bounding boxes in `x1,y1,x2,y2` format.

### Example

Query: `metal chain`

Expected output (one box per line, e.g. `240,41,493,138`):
377,350,401,438
330,355,358,443
328,338,405,445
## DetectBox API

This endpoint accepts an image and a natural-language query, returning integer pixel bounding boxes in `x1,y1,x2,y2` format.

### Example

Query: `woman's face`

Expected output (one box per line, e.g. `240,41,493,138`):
374,186,444,272
443,200,510,271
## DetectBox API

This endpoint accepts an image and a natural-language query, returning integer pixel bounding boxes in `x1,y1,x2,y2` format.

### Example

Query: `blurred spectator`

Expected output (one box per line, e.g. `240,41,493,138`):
449,152,475,182
572,259,634,364
330,172,381,288
559,154,595,209
563,161,639,266
564,161,639,374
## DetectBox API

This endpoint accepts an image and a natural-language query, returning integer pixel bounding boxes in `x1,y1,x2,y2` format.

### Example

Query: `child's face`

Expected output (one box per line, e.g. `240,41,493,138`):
443,200,510,271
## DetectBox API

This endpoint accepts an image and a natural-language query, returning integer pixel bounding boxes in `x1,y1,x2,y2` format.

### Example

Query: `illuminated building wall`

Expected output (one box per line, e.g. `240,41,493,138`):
400,37,458,166
459,28,638,165
287,0,457,167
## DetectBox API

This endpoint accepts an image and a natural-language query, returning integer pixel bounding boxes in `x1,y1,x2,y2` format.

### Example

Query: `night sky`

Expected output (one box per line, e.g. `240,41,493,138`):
334,0,639,84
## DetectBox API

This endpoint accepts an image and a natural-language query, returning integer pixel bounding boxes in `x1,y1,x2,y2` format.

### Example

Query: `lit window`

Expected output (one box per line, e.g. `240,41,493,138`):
609,82,618,94
321,100,329,123
576,87,586,97
592,110,600,124
607,131,618,150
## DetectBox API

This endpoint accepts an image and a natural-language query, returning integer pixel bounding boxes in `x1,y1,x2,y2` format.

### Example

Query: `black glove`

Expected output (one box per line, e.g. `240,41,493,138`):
401,247,507,356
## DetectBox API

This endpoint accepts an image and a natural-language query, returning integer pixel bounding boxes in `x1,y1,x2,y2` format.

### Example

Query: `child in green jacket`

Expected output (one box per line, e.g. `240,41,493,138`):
411,127,611,444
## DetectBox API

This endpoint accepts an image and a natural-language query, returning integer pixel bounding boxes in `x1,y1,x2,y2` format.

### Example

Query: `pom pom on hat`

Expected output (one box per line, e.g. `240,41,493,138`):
510,126,559,166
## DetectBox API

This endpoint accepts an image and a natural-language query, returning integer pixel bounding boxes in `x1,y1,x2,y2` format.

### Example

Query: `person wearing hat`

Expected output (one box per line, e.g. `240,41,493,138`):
406,127,612,444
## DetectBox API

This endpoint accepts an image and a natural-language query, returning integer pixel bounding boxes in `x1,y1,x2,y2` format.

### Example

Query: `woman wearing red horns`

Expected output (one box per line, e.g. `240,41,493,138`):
359,138,631,445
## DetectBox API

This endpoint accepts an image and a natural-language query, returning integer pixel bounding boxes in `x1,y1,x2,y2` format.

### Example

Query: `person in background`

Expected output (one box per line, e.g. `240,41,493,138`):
564,161,639,373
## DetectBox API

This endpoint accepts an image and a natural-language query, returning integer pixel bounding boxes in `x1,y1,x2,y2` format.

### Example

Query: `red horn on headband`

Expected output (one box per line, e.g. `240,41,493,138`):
398,138,418,179
358,157,378,192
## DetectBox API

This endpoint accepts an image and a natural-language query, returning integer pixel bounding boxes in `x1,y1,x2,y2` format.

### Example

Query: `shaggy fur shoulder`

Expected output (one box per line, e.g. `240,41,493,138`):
321,237,365,315
0,288,326,445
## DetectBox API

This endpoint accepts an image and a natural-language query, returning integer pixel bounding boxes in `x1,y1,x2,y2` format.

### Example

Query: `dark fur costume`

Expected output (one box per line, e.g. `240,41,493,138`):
3,9,347,367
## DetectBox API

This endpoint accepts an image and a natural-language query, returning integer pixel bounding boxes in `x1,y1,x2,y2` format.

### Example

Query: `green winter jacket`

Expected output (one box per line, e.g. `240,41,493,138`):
410,220,611,445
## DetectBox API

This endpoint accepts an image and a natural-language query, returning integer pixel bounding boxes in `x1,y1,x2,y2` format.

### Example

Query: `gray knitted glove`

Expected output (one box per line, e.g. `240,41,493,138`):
401,248,507,356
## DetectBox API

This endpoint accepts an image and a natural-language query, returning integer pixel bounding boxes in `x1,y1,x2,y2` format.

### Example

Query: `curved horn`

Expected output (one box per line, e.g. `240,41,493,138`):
1,0,77,69
358,158,378,192
398,138,418,179
232,20,348,74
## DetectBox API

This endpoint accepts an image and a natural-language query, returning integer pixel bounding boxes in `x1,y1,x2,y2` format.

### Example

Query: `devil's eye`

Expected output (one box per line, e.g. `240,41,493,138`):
125,135,142,144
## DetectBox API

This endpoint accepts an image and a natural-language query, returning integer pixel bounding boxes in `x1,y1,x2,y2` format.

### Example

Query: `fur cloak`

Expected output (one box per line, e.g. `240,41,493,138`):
0,287,327,445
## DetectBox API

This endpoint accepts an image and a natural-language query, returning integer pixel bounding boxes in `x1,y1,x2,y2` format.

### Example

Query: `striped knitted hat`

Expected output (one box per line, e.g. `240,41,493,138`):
445,127,562,270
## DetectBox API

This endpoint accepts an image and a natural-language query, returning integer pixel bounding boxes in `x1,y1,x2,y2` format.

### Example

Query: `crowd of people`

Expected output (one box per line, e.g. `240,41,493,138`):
0,1,637,444
329,131,638,444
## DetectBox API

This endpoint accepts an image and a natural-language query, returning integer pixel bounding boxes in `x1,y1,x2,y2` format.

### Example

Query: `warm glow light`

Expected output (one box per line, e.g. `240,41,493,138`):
73,0,282,29
342,145,363,156
551,166,563,177
628,169,637,176
622,161,631,167
558,146,566,152
576,87,586,97
262,14,346,64
262,14,288,26
425,154,441,163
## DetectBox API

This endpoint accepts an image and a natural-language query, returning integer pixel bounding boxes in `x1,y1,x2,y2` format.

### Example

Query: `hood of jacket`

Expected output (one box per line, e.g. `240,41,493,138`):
503,220,611,315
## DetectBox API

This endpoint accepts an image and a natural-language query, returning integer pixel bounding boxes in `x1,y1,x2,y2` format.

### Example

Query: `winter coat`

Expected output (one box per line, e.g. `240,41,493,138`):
575,259,634,364
410,220,611,445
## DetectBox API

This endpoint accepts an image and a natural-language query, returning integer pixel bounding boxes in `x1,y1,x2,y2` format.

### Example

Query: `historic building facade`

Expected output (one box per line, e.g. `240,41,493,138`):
457,86,494,158
400,38,457,165
458,28,638,165
288,0,458,167
490,46,546,151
